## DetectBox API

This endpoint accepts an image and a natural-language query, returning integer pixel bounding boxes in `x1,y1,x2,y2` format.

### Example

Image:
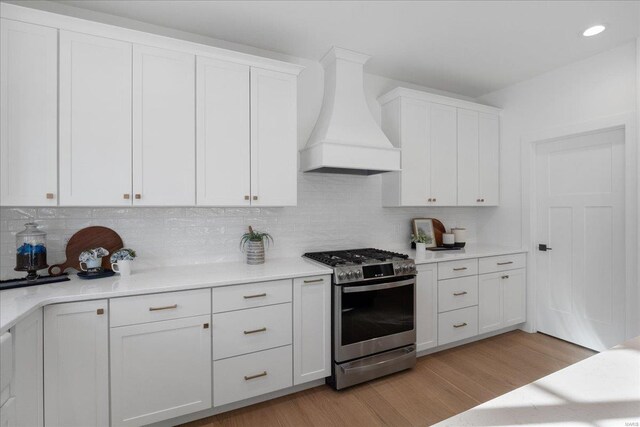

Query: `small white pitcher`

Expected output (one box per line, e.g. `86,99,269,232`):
111,259,132,276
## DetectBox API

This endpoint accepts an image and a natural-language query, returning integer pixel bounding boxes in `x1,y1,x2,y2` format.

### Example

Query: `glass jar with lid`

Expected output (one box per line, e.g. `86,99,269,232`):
15,222,48,280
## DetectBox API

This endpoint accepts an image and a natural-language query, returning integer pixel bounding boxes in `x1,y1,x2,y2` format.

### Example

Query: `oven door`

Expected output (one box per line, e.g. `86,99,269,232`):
334,276,416,363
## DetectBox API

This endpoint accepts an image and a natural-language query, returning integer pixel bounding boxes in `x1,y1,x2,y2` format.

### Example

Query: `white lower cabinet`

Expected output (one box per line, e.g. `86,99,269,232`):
14,309,43,427
479,268,526,334
416,264,438,352
44,300,109,427
110,315,212,427
438,306,479,346
293,275,331,385
478,273,503,334
213,345,292,407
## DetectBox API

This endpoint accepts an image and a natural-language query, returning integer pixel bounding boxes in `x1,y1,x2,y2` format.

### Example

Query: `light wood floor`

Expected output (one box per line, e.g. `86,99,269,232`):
182,331,595,427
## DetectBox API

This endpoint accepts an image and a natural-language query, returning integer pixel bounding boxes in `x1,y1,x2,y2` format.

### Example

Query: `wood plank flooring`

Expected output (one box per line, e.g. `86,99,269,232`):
182,331,595,427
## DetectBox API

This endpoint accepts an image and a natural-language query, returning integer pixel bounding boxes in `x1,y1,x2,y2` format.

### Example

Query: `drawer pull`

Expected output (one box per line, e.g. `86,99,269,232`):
244,327,267,335
96,308,104,315
304,278,324,284
243,293,267,299
501,275,509,279
244,371,267,381
149,304,178,311
497,261,514,265
203,323,209,329
453,291,468,296
453,322,468,328
453,267,468,271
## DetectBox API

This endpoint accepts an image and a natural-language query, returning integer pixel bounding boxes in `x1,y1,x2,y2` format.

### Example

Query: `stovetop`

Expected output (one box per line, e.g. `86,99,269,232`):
303,248,409,267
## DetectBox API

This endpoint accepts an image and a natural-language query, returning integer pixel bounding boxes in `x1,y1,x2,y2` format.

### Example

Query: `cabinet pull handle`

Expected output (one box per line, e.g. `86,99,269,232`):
97,308,104,315
203,323,209,329
252,195,258,201
46,193,55,199
501,275,509,279
135,194,141,199
244,371,267,381
453,267,467,271
243,293,267,299
149,304,178,311
453,291,467,296
244,327,267,335
476,198,481,202
123,194,130,200
427,198,432,202
433,198,436,202
244,195,250,200
497,261,513,265
453,322,468,328
304,278,324,284
481,199,485,202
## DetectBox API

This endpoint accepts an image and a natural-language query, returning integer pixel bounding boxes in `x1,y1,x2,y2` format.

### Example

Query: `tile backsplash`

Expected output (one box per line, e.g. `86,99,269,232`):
0,173,481,279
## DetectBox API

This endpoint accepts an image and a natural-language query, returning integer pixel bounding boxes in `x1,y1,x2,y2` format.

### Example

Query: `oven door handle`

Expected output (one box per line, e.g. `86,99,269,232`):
342,278,415,293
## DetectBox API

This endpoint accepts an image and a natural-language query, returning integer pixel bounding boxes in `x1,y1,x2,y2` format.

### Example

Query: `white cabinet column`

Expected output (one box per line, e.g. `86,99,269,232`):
14,309,43,427
44,300,109,427
428,103,457,206
416,264,438,351
0,19,57,206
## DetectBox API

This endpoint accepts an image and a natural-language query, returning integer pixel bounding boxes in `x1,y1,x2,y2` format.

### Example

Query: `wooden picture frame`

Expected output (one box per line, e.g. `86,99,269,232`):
412,218,437,248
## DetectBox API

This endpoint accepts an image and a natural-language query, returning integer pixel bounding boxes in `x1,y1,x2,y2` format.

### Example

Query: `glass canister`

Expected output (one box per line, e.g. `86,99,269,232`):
15,222,48,280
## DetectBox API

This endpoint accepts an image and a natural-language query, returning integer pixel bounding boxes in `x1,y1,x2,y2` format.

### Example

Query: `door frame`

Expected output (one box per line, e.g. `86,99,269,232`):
520,112,638,342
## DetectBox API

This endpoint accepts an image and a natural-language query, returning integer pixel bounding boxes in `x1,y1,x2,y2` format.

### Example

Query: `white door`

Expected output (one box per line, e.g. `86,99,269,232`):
400,98,430,206
536,127,625,351
250,68,297,206
0,19,57,206
196,57,250,206
293,276,331,385
429,103,457,206
133,45,195,205
14,308,43,427
59,31,132,206
110,315,212,427
478,272,503,334
503,269,526,326
416,264,438,351
44,300,109,427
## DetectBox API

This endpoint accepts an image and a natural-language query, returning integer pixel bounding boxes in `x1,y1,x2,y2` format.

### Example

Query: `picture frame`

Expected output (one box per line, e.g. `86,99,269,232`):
412,218,437,248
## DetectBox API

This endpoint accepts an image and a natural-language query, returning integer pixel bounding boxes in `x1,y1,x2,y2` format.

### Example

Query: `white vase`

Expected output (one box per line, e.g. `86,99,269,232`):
416,243,427,252
245,240,265,265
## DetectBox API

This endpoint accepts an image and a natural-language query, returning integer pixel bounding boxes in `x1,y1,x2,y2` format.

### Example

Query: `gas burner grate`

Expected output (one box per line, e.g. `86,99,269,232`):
303,248,409,267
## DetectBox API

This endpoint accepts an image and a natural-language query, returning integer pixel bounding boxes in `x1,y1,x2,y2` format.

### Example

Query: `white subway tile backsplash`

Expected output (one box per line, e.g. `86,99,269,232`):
0,173,481,279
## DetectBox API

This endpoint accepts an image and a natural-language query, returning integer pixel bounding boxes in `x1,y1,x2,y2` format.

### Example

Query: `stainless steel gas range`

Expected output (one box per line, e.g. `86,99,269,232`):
303,248,417,390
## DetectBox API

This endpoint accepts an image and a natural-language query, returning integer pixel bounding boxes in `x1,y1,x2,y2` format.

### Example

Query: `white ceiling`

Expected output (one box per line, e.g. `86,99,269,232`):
45,1,640,96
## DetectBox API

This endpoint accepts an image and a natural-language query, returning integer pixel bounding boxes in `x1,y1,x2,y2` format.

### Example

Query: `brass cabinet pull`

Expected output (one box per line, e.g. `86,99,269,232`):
97,308,104,315
135,194,141,199
453,291,468,296
243,293,267,299
453,267,467,271
244,371,267,381
123,194,130,200
203,323,209,329
46,193,55,199
433,198,436,202
427,198,432,202
481,198,485,202
244,195,250,200
497,261,513,265
244,327,267,335
252,195,258,201
149,304,178,311
304,279,324,284
453,322,468,328
501,275,510,279
476,198,481,202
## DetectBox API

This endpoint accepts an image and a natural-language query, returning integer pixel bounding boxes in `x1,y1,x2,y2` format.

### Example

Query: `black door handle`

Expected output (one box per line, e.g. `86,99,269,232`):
538,244,553,251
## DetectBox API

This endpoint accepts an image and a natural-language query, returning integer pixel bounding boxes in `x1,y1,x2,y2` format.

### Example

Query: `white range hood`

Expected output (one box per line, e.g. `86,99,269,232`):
300,47,401,175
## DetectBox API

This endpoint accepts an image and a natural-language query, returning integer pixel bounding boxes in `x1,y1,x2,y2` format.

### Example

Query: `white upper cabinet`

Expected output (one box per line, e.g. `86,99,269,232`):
379,88,500,207
59,31,132,206
196,57,251,206
458,109,500,206
0,19,57,206
133,45,196,206
250,68,297,206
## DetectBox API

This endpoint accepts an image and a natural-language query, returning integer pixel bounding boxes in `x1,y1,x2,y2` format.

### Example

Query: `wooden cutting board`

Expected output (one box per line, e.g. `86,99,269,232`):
430,218,446,247
49,226,124,275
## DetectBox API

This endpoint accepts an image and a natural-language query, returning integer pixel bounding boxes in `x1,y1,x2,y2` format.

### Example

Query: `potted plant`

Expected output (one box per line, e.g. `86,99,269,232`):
411,231,433,252
240,226,273,265
110,248,137,276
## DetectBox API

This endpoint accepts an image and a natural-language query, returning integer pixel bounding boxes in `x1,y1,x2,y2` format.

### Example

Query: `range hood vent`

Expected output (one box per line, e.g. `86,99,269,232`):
300,47,400,175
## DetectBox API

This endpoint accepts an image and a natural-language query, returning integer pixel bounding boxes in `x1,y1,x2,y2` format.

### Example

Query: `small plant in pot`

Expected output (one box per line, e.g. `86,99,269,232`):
411,231,433,252
240,226,273,265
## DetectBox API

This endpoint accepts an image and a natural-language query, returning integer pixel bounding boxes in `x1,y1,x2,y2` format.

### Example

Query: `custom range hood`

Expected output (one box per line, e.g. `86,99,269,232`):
300,47,400,175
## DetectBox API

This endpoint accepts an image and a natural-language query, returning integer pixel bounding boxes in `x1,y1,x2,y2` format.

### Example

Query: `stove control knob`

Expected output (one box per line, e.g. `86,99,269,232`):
338,272,346,281
346,271,354,279
355,270,362,278
395,266,401,274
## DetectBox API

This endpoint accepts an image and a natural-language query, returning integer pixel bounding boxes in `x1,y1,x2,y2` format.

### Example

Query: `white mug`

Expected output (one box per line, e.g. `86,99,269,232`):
80,258,102,271
111,259,132,276
442,233,455,247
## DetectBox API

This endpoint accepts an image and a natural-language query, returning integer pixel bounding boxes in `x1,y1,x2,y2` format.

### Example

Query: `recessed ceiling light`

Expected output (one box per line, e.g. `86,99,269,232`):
583,25,606,37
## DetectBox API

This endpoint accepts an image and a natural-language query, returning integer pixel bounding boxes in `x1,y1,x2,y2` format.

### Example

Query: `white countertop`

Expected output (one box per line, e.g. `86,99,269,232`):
397,244,527,264
0,257,332,334
434,336,640,427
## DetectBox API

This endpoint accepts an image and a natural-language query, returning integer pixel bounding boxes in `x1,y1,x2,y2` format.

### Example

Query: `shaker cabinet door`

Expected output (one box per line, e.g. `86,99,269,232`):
428,103,458,206
457,108,480,206
132,45,196,206
197,57,251,206
400,99,430,206
250,68,297,206
416,264,438,351
0,19,57,206
478,272,503,334
59,31,132,206
478,112,500,206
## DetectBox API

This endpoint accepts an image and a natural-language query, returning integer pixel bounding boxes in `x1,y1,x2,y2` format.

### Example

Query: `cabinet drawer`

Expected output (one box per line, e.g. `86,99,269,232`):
438,306,478,346
438,258,478,280
213,345,292,407
479,253,526,274
110,289,211,327
213,279,291,313
213,303,291,360
438,276,478,313
0,332,12,407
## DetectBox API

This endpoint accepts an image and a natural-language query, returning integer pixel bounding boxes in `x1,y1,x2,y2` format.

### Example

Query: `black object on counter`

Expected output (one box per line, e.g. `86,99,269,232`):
77,269,115,280
0,274,70,291
426,247,464,251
